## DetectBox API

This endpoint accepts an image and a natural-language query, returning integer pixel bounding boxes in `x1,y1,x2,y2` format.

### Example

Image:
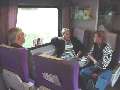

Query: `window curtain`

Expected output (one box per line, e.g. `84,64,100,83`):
0,0,18,44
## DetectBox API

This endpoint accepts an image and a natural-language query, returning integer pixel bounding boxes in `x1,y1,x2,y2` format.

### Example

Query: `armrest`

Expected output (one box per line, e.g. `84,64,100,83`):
112,64,120,73
22,81,35,90
3,69,35,90
111,64,120,87
38,85,51,90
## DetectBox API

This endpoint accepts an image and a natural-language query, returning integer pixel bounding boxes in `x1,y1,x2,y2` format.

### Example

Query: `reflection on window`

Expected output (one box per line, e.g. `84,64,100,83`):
108,11,113,16
16,8,58,48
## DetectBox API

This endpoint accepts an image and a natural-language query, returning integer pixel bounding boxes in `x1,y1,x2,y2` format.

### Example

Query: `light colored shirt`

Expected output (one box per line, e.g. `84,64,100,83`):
61,41,76,60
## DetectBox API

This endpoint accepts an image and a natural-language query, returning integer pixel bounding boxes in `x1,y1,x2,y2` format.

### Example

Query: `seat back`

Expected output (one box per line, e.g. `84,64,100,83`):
106,31,117,51
83,30,94,52
0,44,29,82
32,55,79,90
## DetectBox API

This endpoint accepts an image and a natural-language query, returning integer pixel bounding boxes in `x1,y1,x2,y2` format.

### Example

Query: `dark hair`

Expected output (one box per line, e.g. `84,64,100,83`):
51,37,65,57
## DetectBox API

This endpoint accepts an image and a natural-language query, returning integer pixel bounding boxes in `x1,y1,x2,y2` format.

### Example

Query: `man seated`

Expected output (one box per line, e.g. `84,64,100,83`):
8,27,25,48
80,31,113,90
51,28,86,60
8,27,35,79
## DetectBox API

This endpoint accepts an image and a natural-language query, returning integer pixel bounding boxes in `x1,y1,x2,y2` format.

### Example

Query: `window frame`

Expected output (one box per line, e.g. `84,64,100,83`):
17,6,62,49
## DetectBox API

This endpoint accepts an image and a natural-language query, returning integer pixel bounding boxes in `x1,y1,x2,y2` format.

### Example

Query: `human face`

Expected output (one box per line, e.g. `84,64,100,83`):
20,32,25,44
94,34,102,44
63,31,71,41
16,31,25,45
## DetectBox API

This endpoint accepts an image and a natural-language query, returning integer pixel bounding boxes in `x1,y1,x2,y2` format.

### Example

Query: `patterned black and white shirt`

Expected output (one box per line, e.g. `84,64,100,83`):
89,43,113,69
61,41,76,60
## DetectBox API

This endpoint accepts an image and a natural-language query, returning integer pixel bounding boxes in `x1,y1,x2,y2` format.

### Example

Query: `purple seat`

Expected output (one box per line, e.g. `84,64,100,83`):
32,55,80,90
0,45,29,82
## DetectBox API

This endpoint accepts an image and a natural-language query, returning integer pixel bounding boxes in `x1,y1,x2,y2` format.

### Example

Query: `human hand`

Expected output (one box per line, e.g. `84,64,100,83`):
87,54,97,64
76,51,81,58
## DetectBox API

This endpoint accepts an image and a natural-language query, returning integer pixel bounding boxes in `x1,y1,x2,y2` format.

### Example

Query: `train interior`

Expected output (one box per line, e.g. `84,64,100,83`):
0,0,120,90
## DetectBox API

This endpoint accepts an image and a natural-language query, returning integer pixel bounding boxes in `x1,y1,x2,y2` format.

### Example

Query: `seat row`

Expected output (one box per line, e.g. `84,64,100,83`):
0,44,80,90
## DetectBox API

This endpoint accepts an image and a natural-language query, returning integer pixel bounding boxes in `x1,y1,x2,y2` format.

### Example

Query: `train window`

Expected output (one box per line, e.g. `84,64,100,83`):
16,8,58,48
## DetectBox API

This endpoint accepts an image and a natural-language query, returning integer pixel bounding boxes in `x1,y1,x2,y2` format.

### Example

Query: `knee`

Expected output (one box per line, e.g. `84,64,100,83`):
95,78,109,90
95,70,112,90
80,69,85,76
100,70,112,80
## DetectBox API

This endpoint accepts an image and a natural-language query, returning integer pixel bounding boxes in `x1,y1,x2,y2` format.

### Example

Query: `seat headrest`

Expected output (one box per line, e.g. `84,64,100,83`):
0,46,29,82
106,32,117,50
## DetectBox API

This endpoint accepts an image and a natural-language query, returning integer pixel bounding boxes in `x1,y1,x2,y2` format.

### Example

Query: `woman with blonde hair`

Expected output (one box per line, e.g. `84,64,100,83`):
51,28,86,59
80,30,113,90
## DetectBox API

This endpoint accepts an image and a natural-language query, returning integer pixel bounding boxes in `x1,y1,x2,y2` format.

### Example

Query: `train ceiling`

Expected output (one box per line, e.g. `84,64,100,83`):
0,0,120,14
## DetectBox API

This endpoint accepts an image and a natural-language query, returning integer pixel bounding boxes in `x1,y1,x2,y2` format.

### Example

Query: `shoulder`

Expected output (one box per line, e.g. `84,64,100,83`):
103,43,113,53
71,37,82,44
11,43,23,48
71,37,79,42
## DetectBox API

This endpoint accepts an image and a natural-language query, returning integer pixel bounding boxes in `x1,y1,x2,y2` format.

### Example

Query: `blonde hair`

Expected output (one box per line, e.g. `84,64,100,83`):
8,27,23,45
61,28,70,35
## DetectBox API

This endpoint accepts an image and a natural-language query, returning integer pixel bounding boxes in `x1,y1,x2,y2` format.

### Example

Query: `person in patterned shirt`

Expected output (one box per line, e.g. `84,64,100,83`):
80,31,113,90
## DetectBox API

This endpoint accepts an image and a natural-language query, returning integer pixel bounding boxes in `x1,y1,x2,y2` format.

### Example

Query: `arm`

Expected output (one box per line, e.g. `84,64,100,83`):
86,45,97,64
87,54,97,64
102,44,113,69
71,37,86,57
88,44,113,69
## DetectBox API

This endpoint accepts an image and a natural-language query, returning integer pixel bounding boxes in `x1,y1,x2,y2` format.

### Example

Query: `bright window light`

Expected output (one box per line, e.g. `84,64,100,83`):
16,8,58,48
